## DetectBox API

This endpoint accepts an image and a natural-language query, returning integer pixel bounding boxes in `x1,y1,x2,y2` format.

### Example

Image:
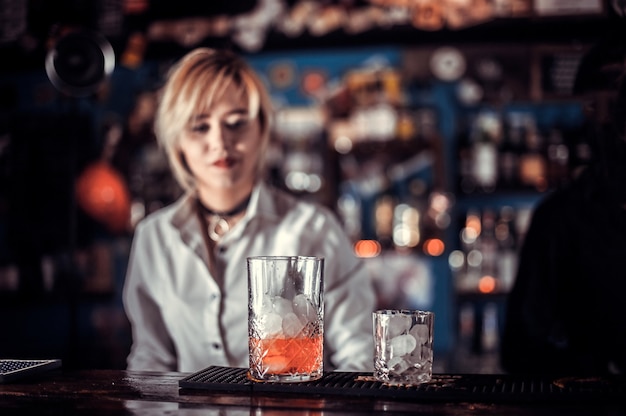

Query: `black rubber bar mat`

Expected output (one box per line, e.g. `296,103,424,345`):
179,366,626,403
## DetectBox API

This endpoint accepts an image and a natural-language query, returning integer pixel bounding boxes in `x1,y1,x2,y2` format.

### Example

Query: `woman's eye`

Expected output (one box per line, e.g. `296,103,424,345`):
225,118,248,130
190,123,210,133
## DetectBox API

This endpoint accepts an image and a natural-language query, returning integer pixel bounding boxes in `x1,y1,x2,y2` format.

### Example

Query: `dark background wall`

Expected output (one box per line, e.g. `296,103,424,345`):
0,0,623,371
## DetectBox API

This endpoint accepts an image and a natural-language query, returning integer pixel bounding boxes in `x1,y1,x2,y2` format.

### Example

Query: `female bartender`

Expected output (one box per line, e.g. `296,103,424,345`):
123,48,375,373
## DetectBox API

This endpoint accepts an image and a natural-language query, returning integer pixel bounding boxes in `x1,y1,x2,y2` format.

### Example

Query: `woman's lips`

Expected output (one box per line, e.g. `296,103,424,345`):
213,157,235,168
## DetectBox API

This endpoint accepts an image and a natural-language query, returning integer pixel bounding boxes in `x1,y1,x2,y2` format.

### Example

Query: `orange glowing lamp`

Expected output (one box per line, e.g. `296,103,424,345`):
423,238,445,256
478,275,497,294
354,240,382,258
76,161,131,233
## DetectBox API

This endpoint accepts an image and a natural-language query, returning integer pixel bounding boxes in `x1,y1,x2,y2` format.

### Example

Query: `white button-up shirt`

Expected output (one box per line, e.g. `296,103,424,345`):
123,181,375,373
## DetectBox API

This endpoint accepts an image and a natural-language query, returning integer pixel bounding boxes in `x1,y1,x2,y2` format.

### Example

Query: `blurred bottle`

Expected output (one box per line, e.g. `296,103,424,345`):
471,113,500,193
495,206,517,292
457,116,476,194
481,302,499,352
457,302,476,357
546,128,570,188
459,208,482,292
374,193,395,250
478,208,498,283
499,112,524,190
518,115,548,191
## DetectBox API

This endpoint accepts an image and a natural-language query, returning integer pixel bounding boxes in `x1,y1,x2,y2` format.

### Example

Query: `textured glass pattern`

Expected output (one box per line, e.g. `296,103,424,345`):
373,309,434,385
248,256,324,382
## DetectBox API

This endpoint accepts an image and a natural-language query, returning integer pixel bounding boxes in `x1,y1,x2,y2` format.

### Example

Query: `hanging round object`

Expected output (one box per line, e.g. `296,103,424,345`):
45,30,115,97
429,47,466,82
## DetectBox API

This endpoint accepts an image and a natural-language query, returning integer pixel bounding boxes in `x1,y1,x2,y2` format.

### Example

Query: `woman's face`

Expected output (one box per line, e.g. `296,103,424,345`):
178,82,262,196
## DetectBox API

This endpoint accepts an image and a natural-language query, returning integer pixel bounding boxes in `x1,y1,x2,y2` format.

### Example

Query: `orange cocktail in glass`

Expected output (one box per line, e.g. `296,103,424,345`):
247,256,324,383
249,334,323,377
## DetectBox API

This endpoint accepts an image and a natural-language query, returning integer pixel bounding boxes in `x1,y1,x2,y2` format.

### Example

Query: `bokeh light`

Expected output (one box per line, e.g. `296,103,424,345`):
423,238,445,256
354,239,382,258
478,275,496,293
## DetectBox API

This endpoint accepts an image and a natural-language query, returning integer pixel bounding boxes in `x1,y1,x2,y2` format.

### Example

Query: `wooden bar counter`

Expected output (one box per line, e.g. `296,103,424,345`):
1,366,625,415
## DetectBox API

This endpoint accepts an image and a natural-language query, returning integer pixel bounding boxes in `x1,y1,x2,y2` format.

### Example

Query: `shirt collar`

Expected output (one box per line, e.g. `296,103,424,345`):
248,181,281,221
169,181,282,246
220,181,282,244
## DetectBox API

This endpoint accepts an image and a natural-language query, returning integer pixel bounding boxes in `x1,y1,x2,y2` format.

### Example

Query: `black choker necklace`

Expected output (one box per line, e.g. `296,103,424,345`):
197,194,252,241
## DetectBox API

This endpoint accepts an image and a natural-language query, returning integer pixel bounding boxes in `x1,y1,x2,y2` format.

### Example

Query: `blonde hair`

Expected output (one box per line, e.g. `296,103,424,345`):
155,48,273,192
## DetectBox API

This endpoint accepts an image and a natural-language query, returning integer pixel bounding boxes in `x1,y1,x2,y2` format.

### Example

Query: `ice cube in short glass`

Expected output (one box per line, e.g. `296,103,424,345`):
390,334,417,357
